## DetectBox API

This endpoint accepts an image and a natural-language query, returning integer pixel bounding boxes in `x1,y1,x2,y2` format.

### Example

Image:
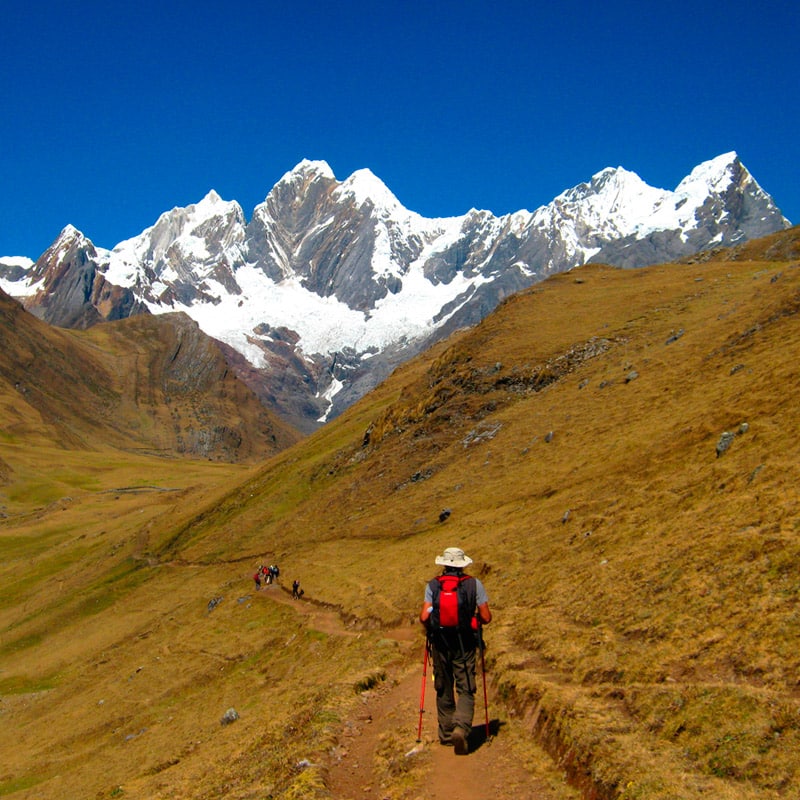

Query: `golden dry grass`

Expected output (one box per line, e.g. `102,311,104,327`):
2,228,800,798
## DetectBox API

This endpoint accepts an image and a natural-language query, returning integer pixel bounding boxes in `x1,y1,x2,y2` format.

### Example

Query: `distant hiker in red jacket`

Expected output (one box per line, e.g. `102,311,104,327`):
253,566,264,590
420,547,491,755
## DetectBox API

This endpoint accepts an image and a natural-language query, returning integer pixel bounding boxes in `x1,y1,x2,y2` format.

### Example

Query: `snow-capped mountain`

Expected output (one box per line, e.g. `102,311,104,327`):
1,152,789,431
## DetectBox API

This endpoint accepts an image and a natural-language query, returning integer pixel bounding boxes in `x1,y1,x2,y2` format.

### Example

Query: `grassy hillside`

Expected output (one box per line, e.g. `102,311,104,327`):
0,290,299,464
2,229,800,798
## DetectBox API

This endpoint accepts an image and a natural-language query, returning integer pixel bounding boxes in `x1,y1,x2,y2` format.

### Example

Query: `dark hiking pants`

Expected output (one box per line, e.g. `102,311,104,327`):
431,632,477,741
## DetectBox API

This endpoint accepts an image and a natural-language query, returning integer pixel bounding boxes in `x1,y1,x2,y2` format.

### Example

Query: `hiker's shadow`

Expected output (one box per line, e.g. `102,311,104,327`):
468,718,504,753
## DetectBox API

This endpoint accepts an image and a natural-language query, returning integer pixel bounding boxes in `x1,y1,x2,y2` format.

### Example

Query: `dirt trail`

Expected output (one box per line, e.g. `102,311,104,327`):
326,662,563,800
259,584,574,800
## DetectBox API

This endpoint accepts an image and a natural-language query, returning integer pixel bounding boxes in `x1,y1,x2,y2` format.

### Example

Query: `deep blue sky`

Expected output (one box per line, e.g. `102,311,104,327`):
3,0,798,258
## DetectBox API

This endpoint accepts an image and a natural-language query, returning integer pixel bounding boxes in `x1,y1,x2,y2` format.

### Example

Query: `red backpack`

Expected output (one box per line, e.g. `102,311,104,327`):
429,573,477,630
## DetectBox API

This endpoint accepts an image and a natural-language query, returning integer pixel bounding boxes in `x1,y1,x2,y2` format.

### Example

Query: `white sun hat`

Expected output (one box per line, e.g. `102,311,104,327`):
435,547,473,568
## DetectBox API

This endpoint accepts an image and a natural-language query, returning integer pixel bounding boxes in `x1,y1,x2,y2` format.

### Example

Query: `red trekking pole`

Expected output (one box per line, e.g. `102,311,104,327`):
416,635,430,742
479,626,490,740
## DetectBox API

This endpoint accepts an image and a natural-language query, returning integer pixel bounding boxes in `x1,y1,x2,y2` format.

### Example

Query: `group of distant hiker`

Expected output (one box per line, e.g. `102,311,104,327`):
253,563,279,589
252,562,303,600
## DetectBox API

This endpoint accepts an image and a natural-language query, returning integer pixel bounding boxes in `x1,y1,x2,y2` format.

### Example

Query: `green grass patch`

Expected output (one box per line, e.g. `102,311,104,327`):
0,774,47,797
0,674,57,694
0,558,150,656
69,559,151,619
0,528,67,561
0,631,44,657
6,481,65,506
0,543,93,610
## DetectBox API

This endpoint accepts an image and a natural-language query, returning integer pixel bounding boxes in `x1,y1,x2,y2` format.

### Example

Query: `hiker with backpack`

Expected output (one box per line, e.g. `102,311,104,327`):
419,546,491,755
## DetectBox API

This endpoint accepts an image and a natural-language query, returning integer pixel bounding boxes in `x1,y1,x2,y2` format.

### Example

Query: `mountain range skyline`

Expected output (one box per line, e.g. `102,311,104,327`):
2,2,798,260
2,151,789,266
2,153,796,268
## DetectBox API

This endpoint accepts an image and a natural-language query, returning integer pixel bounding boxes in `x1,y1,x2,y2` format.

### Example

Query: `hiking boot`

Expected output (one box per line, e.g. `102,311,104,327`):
451,726,468,755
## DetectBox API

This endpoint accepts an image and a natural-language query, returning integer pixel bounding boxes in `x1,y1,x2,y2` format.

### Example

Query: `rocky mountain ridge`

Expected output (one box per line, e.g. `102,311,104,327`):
1,152,789,431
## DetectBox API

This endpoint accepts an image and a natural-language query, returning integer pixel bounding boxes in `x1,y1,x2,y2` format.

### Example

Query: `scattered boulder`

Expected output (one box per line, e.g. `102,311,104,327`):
716,431,736,458
438,508,451,523
220,708,239,726
715,422,750,457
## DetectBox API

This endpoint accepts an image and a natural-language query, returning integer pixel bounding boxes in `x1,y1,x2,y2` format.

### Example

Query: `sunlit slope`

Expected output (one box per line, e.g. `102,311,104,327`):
2,227,800,799
161,228,800,797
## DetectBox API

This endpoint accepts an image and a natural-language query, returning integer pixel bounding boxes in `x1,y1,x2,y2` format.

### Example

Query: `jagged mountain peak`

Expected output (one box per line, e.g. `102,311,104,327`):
553,165,668,224
51,223,93,250
255,160,338,225
149,190,246,232
672,151,744,201
55,222,81,240
272,159,336,197
37,225,100,272
289,158,336,179
192,188,244,217
681,150,740,184
100,191,247,282
269,160,412,221
590,164,648,188
336,167,406,214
